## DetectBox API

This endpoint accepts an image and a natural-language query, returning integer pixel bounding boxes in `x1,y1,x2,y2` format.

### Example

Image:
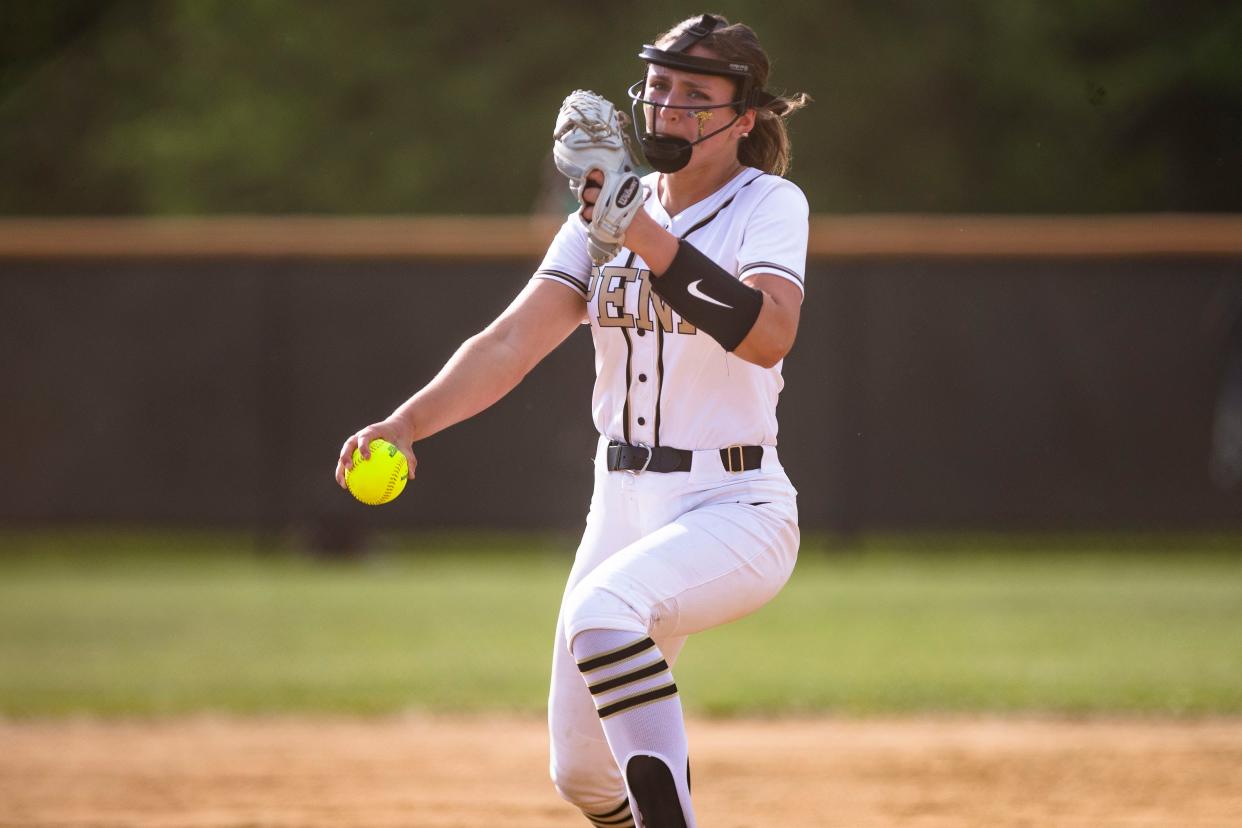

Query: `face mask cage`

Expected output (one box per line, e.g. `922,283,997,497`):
625,78,749,143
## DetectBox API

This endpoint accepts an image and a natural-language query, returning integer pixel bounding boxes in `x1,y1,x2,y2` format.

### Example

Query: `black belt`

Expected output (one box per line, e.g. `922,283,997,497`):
606,441,764,474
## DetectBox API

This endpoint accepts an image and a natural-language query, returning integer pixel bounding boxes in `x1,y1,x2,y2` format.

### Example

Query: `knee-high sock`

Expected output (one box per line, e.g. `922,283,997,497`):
571,629,694,827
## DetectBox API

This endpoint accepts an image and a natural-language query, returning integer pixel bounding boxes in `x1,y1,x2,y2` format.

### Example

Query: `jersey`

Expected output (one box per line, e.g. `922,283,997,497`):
533,166,810,451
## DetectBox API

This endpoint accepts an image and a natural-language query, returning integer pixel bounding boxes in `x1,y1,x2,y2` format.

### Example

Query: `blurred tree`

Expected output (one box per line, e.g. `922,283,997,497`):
0,0,1238,214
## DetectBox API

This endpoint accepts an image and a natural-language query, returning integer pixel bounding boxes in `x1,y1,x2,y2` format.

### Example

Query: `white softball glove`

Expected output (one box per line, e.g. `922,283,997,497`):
553,89,645,266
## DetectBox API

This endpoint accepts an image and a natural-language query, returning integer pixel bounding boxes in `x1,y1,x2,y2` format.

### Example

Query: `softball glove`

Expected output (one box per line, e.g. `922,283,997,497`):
553,89,645,266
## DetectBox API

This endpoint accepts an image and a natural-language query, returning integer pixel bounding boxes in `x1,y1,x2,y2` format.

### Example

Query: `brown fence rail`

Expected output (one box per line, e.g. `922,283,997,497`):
1,215,1240,259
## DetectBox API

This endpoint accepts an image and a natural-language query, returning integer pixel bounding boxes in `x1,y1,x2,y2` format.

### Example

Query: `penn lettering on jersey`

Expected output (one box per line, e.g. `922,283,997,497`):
589,266,698,335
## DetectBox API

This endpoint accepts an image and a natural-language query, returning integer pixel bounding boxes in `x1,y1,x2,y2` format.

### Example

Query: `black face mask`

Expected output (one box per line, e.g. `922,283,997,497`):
626,79,750,174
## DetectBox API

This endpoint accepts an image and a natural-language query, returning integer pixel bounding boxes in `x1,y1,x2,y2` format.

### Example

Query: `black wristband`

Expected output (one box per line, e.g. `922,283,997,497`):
650,240,763,352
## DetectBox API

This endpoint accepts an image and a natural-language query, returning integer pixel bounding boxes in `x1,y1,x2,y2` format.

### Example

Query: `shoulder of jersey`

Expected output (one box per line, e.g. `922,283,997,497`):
741,171,806,204
637,168,804,201
734,176,809,229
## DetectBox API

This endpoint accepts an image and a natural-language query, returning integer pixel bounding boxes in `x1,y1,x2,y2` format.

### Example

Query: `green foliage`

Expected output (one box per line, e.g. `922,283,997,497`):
1,530,1240,717
1,1,1239,214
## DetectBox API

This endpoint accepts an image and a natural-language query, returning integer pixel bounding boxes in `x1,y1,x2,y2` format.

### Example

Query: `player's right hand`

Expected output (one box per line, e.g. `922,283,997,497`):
335,417,418,489
579,170,604,223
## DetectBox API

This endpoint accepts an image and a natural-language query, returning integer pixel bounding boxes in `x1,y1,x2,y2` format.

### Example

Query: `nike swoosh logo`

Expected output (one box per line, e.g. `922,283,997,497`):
687,280,733,309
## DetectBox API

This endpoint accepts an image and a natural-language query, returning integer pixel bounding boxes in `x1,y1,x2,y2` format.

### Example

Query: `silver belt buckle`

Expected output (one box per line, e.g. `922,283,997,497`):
724,444,745,473
627,443,653,475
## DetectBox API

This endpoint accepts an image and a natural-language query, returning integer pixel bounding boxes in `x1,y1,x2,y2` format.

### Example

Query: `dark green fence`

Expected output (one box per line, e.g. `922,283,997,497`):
4,245,1239,535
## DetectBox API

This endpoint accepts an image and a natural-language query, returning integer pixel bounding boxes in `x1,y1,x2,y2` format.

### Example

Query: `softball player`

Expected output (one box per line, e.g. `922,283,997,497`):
336,15,808,828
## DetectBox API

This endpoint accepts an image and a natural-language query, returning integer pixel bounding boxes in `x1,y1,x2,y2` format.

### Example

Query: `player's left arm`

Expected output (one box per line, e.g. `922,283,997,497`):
731,274,802,368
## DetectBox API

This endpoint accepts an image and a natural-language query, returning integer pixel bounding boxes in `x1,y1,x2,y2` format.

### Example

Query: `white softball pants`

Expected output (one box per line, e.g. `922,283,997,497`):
548,435,800,813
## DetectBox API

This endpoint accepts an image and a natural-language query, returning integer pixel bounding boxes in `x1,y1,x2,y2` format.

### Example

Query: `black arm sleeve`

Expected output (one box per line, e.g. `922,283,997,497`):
649,240,763,351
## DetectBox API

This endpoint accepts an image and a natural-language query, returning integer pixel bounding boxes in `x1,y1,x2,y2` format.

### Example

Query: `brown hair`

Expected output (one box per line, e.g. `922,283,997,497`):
653,15,810,176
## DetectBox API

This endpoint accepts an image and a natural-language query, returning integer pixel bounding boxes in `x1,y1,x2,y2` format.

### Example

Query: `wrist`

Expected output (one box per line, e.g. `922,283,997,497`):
386,407,418,444
626,212,677,274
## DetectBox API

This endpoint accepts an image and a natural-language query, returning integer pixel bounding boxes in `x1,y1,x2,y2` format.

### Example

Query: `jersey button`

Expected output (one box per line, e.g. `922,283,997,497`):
638,373,647,382
636,328,646,337
637,417,646,426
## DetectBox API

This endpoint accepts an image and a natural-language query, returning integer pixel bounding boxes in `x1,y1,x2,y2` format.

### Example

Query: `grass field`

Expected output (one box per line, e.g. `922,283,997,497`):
1,530,1239,717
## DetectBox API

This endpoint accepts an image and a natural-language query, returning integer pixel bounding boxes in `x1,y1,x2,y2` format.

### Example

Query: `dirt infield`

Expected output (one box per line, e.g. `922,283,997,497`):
2,716,1240,827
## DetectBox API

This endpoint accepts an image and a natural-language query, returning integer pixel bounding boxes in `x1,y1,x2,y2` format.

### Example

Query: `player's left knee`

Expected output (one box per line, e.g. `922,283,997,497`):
561,581,647,651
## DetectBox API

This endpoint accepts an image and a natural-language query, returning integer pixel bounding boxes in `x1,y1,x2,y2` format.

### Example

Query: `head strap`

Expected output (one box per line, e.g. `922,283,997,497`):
639,14,751,82
637,14,762,111
667,13,726,53
637,45,753,82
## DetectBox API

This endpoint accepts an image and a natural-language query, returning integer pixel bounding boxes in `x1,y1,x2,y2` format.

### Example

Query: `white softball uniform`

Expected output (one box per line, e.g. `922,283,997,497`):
532,167,809,815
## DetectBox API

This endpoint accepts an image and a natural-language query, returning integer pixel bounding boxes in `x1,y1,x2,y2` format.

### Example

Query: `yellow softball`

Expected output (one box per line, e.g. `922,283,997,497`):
344,438,409,505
